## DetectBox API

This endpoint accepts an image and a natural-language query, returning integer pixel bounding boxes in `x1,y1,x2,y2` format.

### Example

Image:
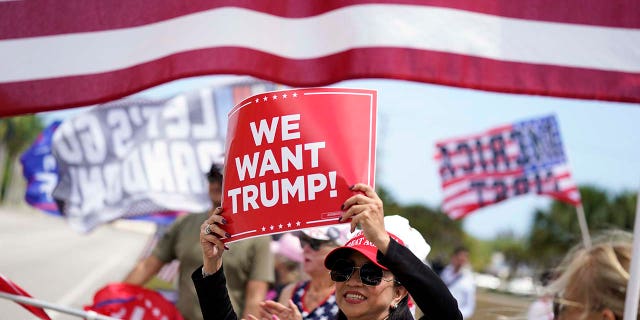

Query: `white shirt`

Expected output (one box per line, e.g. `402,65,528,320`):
527,296,553,320
440,265,476,319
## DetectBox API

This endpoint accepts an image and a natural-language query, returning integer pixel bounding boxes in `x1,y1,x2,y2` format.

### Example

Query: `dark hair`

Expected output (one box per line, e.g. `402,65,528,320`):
539,270,555,286
206,163,223,183
453,246,469,255
335,289,411,320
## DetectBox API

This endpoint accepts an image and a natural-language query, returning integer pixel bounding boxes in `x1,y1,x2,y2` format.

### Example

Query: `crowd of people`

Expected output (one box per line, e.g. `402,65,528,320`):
195,182,463,320
125,164,637,320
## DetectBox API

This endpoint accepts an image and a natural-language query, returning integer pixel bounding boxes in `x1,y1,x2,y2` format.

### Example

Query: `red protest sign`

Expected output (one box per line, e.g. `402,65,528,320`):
222,88,377,242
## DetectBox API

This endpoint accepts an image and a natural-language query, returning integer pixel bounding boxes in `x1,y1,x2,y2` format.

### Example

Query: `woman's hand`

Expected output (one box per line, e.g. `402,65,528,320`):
248,300,301,320
340,183,391,253
200,207,229,274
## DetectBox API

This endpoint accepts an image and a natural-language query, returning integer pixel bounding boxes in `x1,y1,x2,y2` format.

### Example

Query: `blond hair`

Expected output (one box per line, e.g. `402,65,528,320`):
546,230,635,319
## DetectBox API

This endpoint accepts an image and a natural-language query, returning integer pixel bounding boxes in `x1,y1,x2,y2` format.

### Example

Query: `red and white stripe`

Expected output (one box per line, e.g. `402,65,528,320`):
0,273,51,320
435,120,581,219
1,1,638,116
157,261,180,283
441,164,580,219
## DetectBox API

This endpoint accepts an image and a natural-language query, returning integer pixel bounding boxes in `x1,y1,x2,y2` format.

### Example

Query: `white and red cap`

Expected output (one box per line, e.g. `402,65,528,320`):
324,231,405,271
299,225,350,245
383,215,431,262
271,233,303,263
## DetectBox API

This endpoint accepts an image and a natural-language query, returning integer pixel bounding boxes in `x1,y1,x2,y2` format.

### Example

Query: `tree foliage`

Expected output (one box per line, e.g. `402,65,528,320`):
377,186,467,263
0,115,44,201
376,184,636,274
528,185,637,269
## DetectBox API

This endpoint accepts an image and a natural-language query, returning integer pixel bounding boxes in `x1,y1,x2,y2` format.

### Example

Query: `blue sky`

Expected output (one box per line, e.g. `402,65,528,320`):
42,75,640,240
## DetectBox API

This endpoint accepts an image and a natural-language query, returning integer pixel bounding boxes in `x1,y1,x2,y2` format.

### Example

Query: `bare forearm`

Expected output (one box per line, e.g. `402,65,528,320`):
241,280,269,318
123,256,164,285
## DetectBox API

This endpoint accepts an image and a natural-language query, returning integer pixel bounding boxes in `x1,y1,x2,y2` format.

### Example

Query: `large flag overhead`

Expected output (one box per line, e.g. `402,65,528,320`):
1,1,638,116
435,115,581,220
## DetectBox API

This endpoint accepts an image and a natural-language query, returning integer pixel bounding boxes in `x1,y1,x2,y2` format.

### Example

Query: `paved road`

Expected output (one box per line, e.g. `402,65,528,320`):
0,206,154,320
472,289,534,320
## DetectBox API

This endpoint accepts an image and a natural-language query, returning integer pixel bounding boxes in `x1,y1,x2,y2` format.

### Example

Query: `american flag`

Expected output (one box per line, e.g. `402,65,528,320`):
435,115,581,220
1,1,638,116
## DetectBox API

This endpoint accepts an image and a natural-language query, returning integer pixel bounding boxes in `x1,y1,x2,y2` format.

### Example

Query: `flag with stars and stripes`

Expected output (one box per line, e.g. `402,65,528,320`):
434,115,581,220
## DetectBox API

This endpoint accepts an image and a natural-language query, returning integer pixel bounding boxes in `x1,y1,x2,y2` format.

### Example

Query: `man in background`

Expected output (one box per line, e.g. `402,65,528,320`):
440,246,476,319
124,164,274,320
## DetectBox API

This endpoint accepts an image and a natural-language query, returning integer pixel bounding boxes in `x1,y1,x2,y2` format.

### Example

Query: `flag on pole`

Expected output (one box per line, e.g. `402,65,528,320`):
435,115,581,219
1,1,638,117
0,273,52,320
48,80,277,232
20,121,62,216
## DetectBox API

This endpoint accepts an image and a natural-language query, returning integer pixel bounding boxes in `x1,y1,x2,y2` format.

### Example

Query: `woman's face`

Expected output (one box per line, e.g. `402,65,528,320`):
334,252,406,320
300,236,337,276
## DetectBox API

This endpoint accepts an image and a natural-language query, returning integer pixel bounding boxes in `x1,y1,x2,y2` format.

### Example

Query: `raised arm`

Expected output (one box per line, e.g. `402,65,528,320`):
341,183,462,320
192,207,238,320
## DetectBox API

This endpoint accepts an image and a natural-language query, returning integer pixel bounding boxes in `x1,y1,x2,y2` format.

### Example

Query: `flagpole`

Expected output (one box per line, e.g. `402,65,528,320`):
0,292,118,320
576,204,592,249
623,187,640,320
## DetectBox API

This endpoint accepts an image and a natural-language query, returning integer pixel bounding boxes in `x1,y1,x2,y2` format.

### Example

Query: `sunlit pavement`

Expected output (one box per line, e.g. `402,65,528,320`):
0,206,153,320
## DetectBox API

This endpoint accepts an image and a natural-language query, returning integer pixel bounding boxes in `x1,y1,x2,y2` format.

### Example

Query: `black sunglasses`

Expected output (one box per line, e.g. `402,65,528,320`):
299,236,332,251
329,259,397,286
552,297,562,319
552,294,582,319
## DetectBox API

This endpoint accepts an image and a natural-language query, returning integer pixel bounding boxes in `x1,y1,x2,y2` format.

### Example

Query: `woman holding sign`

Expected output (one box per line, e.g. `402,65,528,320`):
193,183,462,320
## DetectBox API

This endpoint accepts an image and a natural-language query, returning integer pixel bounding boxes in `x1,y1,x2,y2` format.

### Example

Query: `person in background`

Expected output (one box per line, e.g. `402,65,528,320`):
192,183,462,320
276,226,349,320
123,164,274,320
267,233,304,301
526,270,555,320
440,246,476,319
547,230,635,320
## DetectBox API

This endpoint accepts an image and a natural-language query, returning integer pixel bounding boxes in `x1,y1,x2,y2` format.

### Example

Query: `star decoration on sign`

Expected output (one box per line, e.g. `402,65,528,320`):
259,220,309,234
254,92,298,103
